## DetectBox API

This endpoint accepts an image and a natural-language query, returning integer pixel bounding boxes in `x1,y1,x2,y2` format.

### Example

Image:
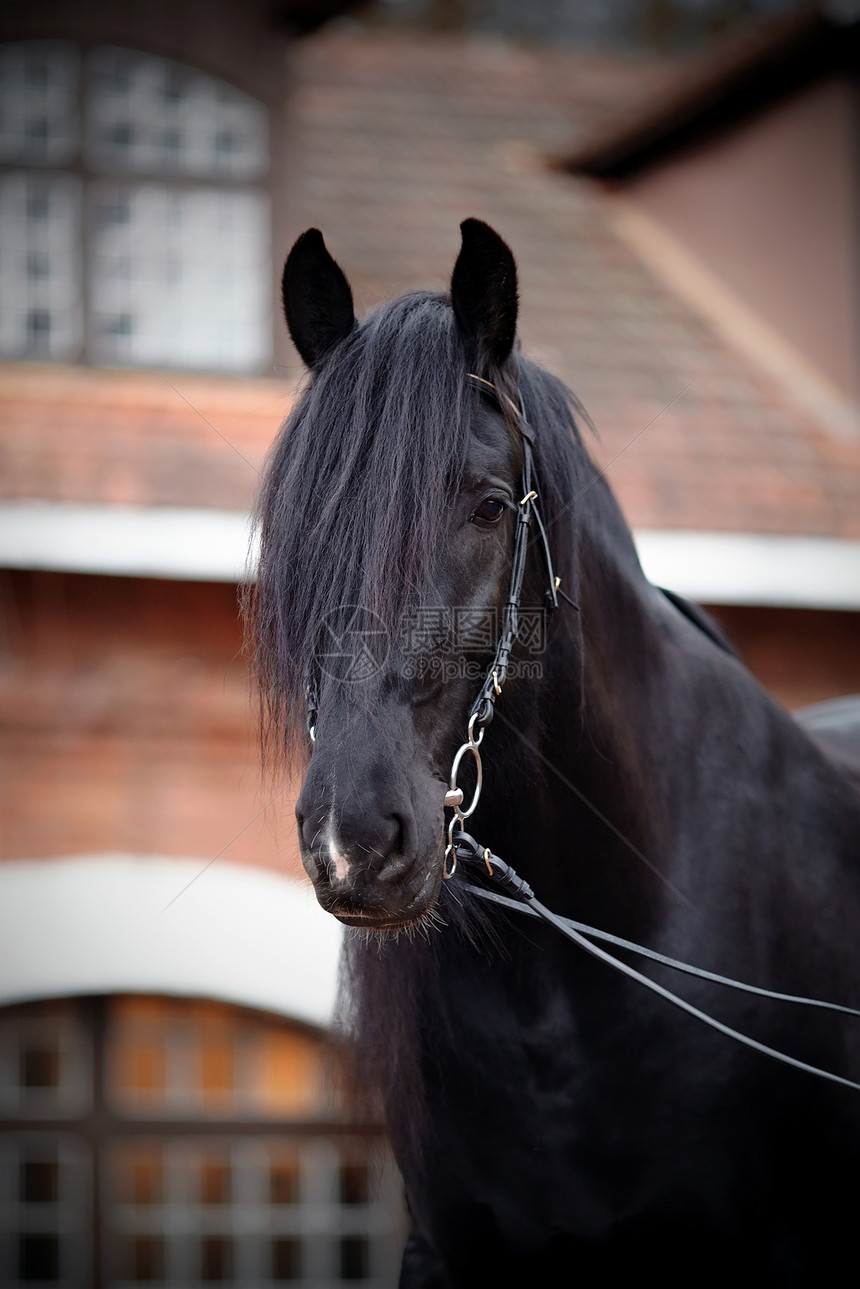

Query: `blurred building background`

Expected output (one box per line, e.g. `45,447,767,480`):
0,0,858,1285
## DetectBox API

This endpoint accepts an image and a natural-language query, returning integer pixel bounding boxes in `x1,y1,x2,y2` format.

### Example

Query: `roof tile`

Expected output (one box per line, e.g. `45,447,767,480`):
2,25,858,538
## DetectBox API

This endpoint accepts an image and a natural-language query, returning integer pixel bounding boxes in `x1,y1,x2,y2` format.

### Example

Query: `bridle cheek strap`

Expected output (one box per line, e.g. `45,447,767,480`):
444,374,563,872
466,374,559,730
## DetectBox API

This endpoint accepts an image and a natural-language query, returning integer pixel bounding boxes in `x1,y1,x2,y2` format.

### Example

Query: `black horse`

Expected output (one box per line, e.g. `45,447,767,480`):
250,220,860,1287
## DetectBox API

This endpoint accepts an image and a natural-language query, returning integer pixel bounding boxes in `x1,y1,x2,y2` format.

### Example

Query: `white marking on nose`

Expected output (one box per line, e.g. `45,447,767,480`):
326,822,352,884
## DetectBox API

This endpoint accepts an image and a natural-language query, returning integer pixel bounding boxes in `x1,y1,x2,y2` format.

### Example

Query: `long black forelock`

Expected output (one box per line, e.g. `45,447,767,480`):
251,292,475,762
249,287,591,770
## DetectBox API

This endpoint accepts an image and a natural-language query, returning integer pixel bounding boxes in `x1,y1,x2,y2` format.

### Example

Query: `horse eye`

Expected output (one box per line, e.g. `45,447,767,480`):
471,497,506,526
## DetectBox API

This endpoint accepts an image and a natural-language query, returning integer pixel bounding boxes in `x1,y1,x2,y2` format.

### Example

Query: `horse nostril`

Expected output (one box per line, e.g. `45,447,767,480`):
295,808,311,848
381,813,405,859
336,812,409,881
363,814,408,884
295,807,326,863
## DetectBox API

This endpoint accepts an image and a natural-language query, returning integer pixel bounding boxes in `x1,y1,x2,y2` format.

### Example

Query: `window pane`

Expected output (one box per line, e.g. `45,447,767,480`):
113,1035,167,1107
272,1237,301,1281
269,1151,301,1205
131,1157,163,1206
85,47,268,180
340,1235,370,1281
199,1153,231,1205
88,181,270,373
257,1028,326,1117
200,1235,232,1282
0,172,82,361
18,1233,60,1281
0,42,79,166
0,1005,91,1115
109,1003,173,1114
339,1159,370,1206
21,1158,59,1203
20,1043,60,1089
113,1145,164,1205
127,1234,164,1282
197,1034,235,1108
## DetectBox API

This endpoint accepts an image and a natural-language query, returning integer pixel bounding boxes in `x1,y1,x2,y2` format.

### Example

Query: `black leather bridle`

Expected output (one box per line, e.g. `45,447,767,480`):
462,373,560,731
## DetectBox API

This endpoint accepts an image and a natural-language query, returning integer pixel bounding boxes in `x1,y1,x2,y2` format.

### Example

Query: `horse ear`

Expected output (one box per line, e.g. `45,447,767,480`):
282,229,356,368
450,218,518,368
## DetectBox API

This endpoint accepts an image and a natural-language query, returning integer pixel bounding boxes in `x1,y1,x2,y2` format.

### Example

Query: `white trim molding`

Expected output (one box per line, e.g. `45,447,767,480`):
1,501,859,609
0,501,257,582
634,530,860,610
0,857,342,1027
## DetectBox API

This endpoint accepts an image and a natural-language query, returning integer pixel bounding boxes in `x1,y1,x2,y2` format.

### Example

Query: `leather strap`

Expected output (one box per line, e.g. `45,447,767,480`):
452,830,860,1094
466,376,559,729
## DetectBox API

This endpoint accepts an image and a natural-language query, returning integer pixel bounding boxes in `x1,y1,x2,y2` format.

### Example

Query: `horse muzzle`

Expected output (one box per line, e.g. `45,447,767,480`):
295,790,446,930
300,835,445,930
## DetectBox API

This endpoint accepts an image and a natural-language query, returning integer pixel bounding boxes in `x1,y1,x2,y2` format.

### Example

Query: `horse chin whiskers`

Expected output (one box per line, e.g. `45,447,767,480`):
328,853,447,936
349,897,448,946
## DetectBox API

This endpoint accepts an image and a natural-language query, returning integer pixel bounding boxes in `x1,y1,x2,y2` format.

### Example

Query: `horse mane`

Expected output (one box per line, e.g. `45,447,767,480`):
247,289,590,770
659,587,738,656
246,287,594,1144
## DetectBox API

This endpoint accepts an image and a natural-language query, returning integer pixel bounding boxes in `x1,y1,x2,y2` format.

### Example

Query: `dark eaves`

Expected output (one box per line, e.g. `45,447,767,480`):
273,0,364,37
564,7,860,180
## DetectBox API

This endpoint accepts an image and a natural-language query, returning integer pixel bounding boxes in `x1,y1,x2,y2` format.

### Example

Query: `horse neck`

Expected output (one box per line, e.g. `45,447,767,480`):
481,465,860,953
480,473,680,933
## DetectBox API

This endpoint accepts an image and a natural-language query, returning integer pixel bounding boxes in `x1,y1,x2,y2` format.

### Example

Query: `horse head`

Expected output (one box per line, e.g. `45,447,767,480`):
253,221,569,931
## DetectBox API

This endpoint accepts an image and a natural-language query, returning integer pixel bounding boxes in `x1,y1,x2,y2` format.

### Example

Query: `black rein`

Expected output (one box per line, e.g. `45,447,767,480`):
452,831,860,1095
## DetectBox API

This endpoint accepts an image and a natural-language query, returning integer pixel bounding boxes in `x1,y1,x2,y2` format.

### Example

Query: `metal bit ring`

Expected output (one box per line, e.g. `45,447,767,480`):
448,739,483,822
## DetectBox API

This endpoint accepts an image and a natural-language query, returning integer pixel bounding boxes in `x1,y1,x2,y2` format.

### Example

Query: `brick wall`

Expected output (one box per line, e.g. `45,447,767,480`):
0,571,302,873
2,570,858,869
708,603,860,711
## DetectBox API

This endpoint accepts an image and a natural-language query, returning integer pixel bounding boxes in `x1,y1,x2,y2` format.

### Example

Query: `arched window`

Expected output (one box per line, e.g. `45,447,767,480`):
0,41,271,373
0,996,403,1287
